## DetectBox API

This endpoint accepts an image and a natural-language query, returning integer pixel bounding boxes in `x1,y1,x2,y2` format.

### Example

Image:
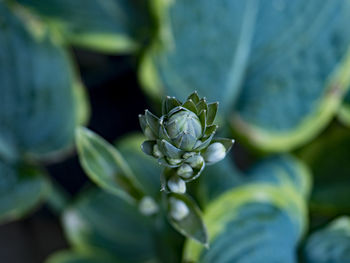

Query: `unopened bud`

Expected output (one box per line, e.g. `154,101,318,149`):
177,164,193,179
167,157,182,165
186,155,204,169
167,175,186,194
183,152,196,159
169,197,189,221
203,142,226,163
139,196,158,216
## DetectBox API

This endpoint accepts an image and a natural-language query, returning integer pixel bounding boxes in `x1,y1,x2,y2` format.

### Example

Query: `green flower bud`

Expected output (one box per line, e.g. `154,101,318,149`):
182,152,196,159
165,109,202,150
169,197,189,221
167,175,186,194
139,196,158,216
167,157,182,165
177,164,193,179
186,154,204,169
153,144,163,158
203,142,226,164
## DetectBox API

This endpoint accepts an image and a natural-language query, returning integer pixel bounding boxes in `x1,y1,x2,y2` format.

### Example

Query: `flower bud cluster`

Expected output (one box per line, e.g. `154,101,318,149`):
139,92,234,195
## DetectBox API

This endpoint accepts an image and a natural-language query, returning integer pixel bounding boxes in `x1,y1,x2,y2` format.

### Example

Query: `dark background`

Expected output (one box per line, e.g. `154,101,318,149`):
0,49,150,263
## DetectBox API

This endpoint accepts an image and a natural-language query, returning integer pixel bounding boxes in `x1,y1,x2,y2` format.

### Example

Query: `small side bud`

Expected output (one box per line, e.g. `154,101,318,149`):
169,197,189,221
186,155,204,169
203,142,226,164
177,164,193,179
167,157,182,165
183,152,196,159
153,144,163,158
167,175,186,194
139,196,158,216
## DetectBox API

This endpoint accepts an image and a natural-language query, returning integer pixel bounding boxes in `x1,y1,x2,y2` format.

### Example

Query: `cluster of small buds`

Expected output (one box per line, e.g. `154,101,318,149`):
139,92,234,198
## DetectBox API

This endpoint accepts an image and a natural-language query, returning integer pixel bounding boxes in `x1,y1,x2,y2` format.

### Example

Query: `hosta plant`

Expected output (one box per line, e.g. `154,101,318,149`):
45,93,350,263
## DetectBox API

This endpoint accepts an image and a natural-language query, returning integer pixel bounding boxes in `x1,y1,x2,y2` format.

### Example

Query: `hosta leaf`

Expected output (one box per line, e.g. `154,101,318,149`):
115,133,161,198
46,250,117,263
62,188,158,263
247,154,312,198
75,127,144,204
184,154,309,262
142,0,350,151
15,0,151,53
304,217,350,263
0,2,85,161
184,184,307,262
299,123,350,215
232,0,350,152
196,156,243,206
140,0,257,103
0,160,49,223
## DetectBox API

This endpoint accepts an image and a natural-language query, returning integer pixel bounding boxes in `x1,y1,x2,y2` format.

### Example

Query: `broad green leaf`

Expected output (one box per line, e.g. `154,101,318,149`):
140,0,257,103
232,0,350,152
247,154,312,198
62,188,158,263
184,153,308,262
166,193,208,246
184,184,307,262
196,156,243,206
75,127,144,204
46,250,117,263
0,159,49,223
116,133,161,198
304,217,350,263
299,123,350,215
16,0,151,53
0,2,86,161
142,0,350,151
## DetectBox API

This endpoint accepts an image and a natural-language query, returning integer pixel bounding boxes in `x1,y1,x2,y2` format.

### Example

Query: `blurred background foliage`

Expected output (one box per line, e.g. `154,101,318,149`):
1,0,350,262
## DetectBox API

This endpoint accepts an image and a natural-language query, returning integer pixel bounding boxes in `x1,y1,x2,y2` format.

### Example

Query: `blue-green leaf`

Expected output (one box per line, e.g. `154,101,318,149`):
62,188,158,263
15,0,151,53
232,0,350,151
196,156,243,206
0,2,86,161
184,154,308,262
75,127,144,204
304,217,350,263
115,133,161,198
247,154,312,198
140,0,257,104
0,160,49,223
